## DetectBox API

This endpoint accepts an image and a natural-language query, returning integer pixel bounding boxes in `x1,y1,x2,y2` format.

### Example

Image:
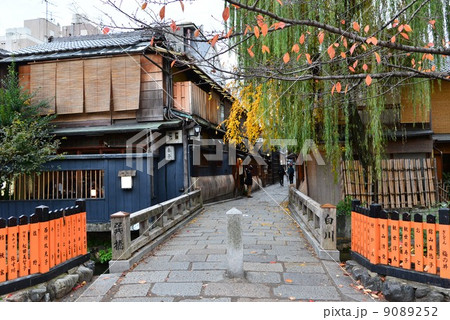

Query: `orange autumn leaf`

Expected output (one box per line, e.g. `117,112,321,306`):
365,74,372,86
159,6,165,19
352,21,360,32
283,52,290,64
232,4,240,9
141,2,147,10
276,0,283,5
247,45,255,57
210,34,219,47
398,24,404,32
274,22,286,30
362,63,368,71
336,82,342,93
364,25,370,33
361,44,367,51
102,27,110,34
299,34,305,44
353,60,358,68
285,279,293,283
400,32,409,40
222,7,230,21
244,25,251,36
366,37,378,45
150,36,155,46
170,20,177,32
318,31,325,44
426,54,434,61
392,19,399,27
261,23,269,37
341,19,346,25
226,28,233,38
296,54,302,61
349,66,355,73
404,24,412,32
349,43,357,55
292,43,300,53
431,65,436,71
171,60,176,68
262,45,270,54
391,35,396,43
374,52,381,64
344,84,349,94
305,53,312,64
342,37,348,48
179,0,184,12
194,29,200,37
327,45,336,59
429,20,436,29
331,84,336,95
254,26,260,38
340,52,347,58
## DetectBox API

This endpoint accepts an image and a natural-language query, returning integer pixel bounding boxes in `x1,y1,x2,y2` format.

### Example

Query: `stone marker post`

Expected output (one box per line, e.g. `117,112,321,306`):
320,204,337,250
226,207,244,278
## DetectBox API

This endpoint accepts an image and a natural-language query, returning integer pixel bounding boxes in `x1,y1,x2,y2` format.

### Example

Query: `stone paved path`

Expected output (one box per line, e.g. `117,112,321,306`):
77,184,374,302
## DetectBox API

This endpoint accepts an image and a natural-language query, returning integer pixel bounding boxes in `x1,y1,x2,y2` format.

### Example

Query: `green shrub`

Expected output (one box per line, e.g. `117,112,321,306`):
337,196,353,217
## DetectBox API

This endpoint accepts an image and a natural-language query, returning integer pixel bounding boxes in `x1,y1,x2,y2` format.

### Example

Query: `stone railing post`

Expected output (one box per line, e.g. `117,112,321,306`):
110,211,131,260
320,204,337,250
226,207,244,278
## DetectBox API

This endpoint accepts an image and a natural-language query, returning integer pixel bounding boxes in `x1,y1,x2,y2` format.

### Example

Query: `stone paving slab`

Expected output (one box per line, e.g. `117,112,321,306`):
151,283,203,296
91,184,371,302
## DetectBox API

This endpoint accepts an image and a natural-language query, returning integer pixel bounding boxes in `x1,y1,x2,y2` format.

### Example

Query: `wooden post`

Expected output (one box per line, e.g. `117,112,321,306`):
389,211,400,267
55,209,62,265
226,208,244,278
438,208,450,279
0,218,6,282
412,213,424,272
320,204,337,250
36,205,50,273
29,213,40,274
369,204,381,264
400,213,411,270
66,207,72,260
76,199,87,255
351,200,360,255
379,210,388,264
18,215,30,277
110,211,131,260
49,211,56,269
59,208,68,263
425,214,437,274
7,217,19,280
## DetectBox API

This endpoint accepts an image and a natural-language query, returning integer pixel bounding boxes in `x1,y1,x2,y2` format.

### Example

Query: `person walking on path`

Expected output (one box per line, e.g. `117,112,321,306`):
287,163,295,185
244,165,253,197
277,166,286,186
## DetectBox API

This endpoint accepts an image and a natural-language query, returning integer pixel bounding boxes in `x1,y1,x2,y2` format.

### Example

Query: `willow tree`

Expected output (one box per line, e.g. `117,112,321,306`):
221,0,449,176
98,0,448,176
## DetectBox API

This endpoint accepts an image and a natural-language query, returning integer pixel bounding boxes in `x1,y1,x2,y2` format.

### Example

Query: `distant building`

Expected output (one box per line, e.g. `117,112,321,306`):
0,16,99,51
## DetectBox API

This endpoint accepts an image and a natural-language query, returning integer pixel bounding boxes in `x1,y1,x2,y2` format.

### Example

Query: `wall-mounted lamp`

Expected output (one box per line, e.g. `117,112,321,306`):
194,125,201,136
118,170,136,190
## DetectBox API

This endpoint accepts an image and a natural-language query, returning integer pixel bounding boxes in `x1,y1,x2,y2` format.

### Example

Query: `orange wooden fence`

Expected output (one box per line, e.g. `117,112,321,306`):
0,200,87,283
351,201,450,284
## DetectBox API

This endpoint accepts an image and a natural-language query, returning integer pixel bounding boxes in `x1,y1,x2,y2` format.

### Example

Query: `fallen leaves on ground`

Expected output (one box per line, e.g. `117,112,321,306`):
285,279,293,283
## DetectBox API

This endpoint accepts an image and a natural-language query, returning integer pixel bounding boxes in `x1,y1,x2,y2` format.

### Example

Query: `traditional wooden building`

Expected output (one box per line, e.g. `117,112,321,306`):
0,26,240,228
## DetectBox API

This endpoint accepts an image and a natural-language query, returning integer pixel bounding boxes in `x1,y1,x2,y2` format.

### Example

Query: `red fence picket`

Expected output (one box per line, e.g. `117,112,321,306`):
0,200,87,284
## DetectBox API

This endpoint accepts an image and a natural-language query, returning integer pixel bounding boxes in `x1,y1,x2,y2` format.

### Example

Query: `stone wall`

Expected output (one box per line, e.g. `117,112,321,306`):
345,260,450,302
192,174,236,202
1,262,94,302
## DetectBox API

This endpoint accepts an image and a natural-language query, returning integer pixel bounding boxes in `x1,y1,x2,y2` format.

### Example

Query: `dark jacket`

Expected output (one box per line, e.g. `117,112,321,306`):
287,166,294,176
245,167,253,185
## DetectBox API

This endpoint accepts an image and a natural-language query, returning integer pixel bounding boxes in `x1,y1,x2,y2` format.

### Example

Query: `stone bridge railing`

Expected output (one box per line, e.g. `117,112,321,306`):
109,190,202,272
288,187,339,261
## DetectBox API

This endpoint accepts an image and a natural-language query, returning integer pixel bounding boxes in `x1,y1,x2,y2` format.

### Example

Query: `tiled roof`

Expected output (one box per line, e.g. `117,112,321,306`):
9,30,153,56
0,48,9,56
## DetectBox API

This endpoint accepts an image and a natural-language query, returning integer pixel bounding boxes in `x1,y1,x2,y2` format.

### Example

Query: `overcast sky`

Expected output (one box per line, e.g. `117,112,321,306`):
0,0,225,35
